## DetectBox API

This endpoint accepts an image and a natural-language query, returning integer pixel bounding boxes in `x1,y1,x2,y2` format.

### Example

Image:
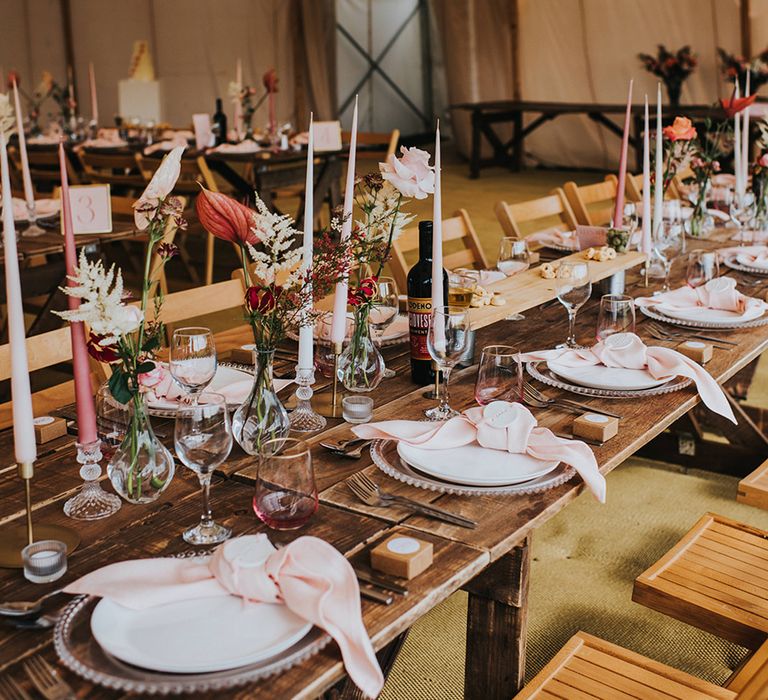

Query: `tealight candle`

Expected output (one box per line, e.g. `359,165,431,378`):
22,540,67,583
342,396,373,424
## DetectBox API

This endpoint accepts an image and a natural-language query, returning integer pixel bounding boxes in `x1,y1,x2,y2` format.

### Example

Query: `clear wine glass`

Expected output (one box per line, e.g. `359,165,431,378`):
596,294,635,342
555,261,591,348
731,191,756,245
653,222,684,292
174,393,233,545
497,237,530,277
623,202,638,241
369,276,399,379
447,271,478,308
425,305,470,420
474,345,523,405
169,327,217,404
686,249,720,288
253,437,317,530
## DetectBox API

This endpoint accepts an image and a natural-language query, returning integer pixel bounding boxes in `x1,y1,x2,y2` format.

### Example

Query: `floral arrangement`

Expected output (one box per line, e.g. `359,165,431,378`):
717,47,768,93
55,147,185,404
6,70,57,135
638,45,697,106
653,116,697,200
751,118,768,223
227,69,277,140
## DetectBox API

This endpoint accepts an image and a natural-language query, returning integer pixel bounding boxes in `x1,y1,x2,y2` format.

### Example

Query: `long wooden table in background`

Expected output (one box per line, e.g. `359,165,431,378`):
0,238,766,699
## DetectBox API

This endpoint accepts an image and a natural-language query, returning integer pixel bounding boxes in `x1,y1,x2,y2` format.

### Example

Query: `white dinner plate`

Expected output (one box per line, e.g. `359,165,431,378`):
546,361,669,391
736,253,768,270
397,442,558,487
656,303,765,325
91,593,312,673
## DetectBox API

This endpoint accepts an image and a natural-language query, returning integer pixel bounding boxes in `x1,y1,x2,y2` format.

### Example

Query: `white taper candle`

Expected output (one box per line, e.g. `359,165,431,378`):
652,83,663,238
641,96,652,255
11,79,35,211
298,114,314,369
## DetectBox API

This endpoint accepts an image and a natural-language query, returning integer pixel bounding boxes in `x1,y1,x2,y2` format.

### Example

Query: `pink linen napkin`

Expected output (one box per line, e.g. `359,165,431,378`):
718,245,768,268
635,277,764,315
144,135,188,155
527,227,578,250
64,535,384,699
352,401,606,502
210,140,262,154
519,333,735,422
5,197,60,221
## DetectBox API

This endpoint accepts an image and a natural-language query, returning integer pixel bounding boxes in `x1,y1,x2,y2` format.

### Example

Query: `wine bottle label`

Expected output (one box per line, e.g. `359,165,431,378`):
408,296,432,361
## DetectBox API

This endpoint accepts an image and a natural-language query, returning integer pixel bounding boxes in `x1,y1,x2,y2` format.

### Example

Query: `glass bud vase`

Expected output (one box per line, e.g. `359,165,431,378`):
338,307,385,393
107,394,175,504
232,349,290,455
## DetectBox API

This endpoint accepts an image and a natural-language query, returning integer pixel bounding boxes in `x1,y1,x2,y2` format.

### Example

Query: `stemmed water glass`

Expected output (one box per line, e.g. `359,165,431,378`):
555,261,591,348
425,306,470,420
731,191,757,245
686,249,720,288
623,202,639,241
174,393,233,545
596,294,635,342
169,327,217,404
369,276,399,379
653,222,684,292
253,437,317,530
474,345,523,405
497,238,530,277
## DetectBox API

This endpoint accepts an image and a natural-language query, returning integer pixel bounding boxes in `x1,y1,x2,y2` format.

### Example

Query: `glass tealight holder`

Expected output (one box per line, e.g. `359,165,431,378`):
342,396,374,424
22,540,67,583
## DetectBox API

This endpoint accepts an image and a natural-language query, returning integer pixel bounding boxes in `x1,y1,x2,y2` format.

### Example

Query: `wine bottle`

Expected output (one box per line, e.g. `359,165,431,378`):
212,98,227,146
407,220,448,385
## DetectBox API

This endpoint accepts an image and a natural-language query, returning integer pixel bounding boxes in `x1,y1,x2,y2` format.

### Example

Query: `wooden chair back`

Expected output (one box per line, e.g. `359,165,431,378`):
494,188,577,240
76,149,145,191
0,326,101,430
605,173,644,203
343,129,400,161
390,209,489,291
9,145,79,193
563,179,617,226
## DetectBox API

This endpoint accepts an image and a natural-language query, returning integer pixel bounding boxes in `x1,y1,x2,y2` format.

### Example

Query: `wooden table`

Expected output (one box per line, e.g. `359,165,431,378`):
0,239,766,699
450,100,720,178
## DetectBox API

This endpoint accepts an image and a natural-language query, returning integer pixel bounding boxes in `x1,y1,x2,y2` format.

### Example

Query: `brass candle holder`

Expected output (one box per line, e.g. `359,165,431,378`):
309,341,344,418
0,460,81,569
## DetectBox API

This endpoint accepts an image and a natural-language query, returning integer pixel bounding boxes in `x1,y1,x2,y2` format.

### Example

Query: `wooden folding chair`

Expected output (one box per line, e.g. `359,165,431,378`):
633,512,768,649
76,149,145,193
563,179,618,226
515,631,738,699
605,173,644,203
343,129,400,161
8,145,79,193
737,459,768,510
495,188,578,240
389,209,489,291
0,326,104,430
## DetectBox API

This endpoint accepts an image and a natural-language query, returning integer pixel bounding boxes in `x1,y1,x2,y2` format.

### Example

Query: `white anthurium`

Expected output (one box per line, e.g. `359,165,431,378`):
133,145,185,230
0,93,15,139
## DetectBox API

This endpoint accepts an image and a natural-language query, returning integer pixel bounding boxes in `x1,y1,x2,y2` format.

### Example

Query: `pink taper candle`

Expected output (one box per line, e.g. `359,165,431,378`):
88,62,99,125
234,59,243,140
612,79,633,228
59,142,98,444
11,78,35,211
330,96,358,347
0,133,36,465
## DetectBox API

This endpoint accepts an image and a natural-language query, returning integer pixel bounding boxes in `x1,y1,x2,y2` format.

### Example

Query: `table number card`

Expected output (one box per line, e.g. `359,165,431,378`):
65,184,112,235
312,121,342,152
193,113,214,150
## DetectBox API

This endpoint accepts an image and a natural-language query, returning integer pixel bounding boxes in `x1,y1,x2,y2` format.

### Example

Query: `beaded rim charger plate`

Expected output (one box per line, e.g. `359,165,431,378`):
526,361,692,399
638,304,768,330
371,439,575,497
723,255,768,276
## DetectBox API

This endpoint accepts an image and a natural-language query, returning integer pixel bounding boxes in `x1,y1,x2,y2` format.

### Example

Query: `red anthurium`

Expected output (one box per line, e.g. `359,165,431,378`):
720,92,757,118
262,68,279,94
196,188,259,246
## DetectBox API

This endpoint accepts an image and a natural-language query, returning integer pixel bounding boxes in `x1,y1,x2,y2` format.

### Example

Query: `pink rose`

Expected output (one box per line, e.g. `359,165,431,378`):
138,364,184,401
379,146,435,199
759,153,768,168
137,364,167,389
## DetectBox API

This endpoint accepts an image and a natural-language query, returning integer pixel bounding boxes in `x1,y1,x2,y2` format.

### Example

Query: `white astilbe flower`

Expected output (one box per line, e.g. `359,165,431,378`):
246,193,302,286
0,93,16,139
54,250,142,345
356,181,414,244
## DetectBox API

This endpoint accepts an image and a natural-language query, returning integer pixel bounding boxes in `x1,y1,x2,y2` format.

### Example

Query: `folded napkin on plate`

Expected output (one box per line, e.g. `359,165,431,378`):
352,401,605,502
81,137,129,149
718,245,768,267
454,268,507,286
527,227,578,250
635,277,765,315
27,134,60,145
210,140,262,154
64,535,383,699
161,129,195,141
290,131,310,146
144,135,188,155
4,197,60,220
519,333,735,422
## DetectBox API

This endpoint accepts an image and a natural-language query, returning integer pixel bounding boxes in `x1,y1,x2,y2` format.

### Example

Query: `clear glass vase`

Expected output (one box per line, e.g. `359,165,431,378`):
107,394,175,504
337,306,385,393
232,349,290,455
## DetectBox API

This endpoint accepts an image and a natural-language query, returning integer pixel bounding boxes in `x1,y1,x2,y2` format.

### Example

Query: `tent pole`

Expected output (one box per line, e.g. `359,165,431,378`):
741,0,752,59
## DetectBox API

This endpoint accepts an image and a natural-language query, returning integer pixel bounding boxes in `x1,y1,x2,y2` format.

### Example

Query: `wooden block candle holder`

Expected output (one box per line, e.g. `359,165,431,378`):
370,534,433,580
573,413,619,443
33,416,68,444
676,340,712,364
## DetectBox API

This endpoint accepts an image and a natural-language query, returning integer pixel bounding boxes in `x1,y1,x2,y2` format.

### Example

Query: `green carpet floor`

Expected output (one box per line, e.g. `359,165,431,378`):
380,459,768,700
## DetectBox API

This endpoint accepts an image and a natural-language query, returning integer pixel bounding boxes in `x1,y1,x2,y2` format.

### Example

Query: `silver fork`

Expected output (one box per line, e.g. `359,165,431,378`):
523,382,622,419
320,438,372,459
0,676,33,700
645,324,733,351
347,472,476,529
645,321,738,346
23,656,75,700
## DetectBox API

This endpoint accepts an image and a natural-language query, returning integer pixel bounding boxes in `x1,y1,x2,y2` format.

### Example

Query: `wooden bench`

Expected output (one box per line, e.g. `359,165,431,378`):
514,631,736,699
737,459,768,511
632,513,768,649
